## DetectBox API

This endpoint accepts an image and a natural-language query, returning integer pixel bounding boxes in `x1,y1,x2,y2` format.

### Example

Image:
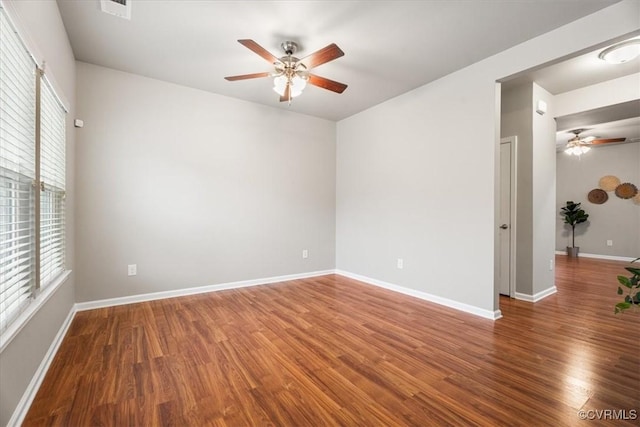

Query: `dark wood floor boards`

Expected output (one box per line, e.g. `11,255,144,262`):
23,256,640,426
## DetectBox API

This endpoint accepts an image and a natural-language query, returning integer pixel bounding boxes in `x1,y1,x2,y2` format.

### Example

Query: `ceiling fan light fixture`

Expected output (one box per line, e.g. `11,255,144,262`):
565,145,590,156
598,39,640,64
273,74,307,98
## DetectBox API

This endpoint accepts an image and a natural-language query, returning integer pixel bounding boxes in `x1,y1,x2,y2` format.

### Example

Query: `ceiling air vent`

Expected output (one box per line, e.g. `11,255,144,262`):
100,0,131,20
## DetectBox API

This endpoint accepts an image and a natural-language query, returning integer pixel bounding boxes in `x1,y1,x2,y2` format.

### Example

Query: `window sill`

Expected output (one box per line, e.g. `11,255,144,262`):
0,270,72,354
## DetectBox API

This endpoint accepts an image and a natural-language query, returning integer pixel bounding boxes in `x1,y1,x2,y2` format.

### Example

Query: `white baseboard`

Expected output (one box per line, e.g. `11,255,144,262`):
555,251,636,262
8,305,77,427
75,269,335,311
335,270,502,320
515,285,557,303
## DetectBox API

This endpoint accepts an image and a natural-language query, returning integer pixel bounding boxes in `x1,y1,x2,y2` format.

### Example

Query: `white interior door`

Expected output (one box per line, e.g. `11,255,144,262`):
499,141,512,296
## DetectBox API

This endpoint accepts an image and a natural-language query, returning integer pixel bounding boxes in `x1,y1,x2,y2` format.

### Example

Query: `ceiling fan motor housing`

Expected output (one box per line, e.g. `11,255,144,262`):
281,41,298,56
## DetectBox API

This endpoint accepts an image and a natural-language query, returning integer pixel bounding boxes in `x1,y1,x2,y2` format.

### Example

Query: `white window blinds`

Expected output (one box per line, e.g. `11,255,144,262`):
0,6,67,334
0,9,37,331
39,78,66,287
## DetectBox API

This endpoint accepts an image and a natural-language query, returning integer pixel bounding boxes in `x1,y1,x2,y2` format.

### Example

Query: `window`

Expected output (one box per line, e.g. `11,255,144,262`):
0,7,67,334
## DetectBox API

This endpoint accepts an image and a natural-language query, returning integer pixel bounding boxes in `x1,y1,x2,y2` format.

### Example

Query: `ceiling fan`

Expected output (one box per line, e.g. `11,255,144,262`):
224,39,347,103
564,128,626,155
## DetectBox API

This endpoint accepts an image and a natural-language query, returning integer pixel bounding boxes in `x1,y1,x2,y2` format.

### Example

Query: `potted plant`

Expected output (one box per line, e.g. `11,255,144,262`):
560,201,589,257
615,257,640,314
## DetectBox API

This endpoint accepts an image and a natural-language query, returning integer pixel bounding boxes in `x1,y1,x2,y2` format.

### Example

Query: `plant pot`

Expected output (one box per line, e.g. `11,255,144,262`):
566,246,579,257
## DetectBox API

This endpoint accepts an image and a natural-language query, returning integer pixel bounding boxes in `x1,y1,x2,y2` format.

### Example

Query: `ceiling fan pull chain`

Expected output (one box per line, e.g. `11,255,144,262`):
288,51,293,105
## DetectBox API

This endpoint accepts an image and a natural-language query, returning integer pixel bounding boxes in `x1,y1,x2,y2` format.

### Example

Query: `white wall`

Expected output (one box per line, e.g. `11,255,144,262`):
75,62,336,302
336,0,640,315
337,67,497,314
557,142,640,257
531,83,557,295
0,1,76,425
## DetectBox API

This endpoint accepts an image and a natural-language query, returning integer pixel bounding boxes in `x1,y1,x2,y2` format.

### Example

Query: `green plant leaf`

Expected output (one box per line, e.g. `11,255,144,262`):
617,287,624,295
615,302,632,313
624,267,640,275
618,276,632,288
560,201,588,227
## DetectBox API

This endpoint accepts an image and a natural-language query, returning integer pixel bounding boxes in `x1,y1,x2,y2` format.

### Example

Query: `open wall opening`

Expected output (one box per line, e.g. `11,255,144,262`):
497,33,640,308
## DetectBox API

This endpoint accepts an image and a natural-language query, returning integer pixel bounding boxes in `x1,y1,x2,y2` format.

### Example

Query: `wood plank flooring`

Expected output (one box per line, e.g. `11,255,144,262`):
24,256,639,426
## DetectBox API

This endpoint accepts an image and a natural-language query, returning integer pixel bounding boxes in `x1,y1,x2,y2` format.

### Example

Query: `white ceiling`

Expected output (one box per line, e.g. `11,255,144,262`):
56,0,621,122
502,36,640,95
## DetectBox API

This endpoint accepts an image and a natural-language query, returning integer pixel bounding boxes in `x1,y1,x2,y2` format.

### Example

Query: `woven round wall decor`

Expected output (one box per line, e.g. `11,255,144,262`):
615,182,638,199
599,175,621,191
587,188,608,204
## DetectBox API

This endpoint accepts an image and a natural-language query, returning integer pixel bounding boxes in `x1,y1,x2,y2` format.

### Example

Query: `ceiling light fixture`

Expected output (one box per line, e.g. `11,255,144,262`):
271,41,309,103
565,144,591,156
565,131,592,156
272,64,308,100
598,39,640,64
273,75,307,98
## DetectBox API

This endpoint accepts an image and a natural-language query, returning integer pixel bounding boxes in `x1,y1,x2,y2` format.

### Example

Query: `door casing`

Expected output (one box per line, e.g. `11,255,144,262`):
499,136,518,298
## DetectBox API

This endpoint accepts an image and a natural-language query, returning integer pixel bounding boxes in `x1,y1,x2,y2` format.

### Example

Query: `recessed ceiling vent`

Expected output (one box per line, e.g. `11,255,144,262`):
100,0,131,20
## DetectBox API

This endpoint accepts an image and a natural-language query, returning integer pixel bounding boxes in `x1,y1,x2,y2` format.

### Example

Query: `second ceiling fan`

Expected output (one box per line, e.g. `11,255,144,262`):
225,39,347,103
564,128,626,155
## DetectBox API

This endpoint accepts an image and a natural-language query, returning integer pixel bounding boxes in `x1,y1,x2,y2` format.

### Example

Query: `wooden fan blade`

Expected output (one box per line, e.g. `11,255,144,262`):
308,74,348,94
279,84,291,102
300,43,344,69
238,39,280,64
224,72,271,81
588,138,626,145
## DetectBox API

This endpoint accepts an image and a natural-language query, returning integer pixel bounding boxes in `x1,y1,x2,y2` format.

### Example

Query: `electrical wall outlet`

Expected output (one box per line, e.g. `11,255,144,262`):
128,264,137,276
607,240,613,247
397,258,404,269
302,249,308,259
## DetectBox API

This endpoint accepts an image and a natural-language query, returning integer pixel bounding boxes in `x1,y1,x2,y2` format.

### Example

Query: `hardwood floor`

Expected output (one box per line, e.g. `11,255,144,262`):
24,256,639,426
